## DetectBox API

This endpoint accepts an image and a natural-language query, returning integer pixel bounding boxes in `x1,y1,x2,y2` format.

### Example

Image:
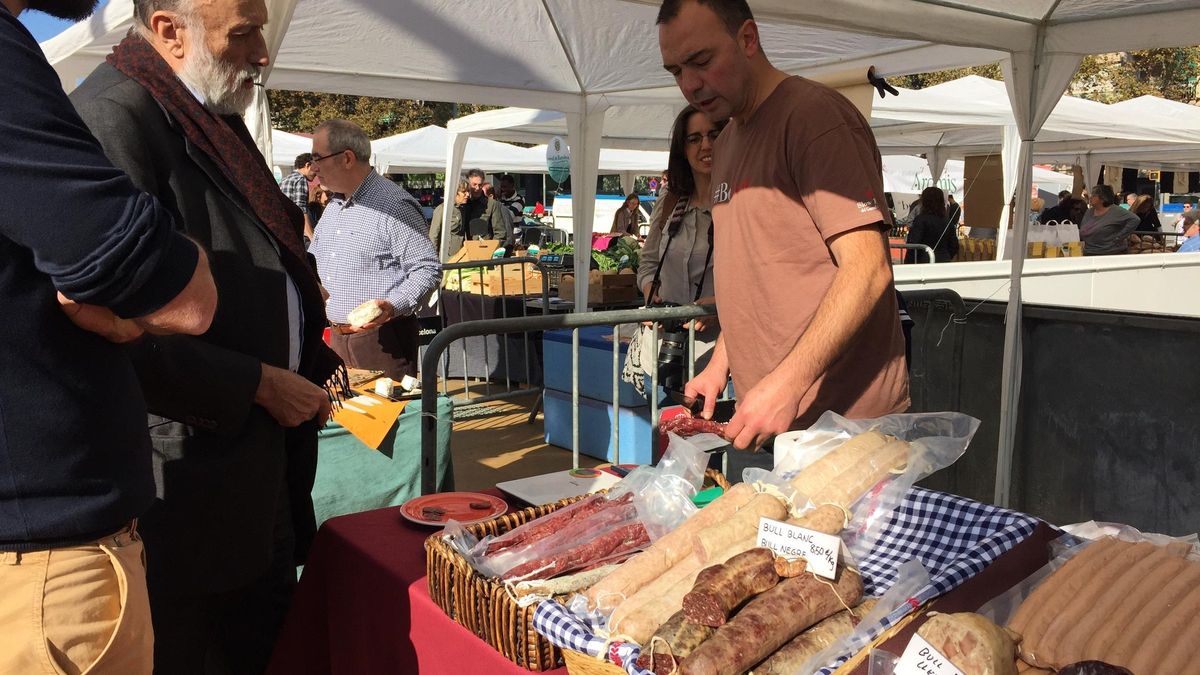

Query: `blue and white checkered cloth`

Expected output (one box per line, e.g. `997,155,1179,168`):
533,486,1039,675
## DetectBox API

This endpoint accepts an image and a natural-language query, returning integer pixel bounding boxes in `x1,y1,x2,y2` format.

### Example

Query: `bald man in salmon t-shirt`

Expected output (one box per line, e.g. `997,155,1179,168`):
657,0,910,452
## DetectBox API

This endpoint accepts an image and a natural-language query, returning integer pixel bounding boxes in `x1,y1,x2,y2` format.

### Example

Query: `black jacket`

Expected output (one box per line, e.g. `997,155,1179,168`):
71,63,321,597
905,212,959,263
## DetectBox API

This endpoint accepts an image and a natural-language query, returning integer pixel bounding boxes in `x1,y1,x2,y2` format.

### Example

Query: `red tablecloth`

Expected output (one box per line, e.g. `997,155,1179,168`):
267,489,567,675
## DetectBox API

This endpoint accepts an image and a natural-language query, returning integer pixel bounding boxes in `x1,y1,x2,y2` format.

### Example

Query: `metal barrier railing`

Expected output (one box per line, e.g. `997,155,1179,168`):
419,303,717,495
891,243,937,264
436,257,550,405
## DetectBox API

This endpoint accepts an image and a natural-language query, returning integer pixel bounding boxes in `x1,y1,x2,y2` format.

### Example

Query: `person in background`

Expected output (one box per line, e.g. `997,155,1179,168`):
1177,216,1200,252
657,169,670,196
904,186,959,264
498,174,526,224
280,152,317,243
1039,191,1076,224
309,119,440,380
462,168,511,248
1122,192,1137,209
946,193,961,228
307,182,332,226
1080,184,1140,255
483,181,515,243
430,179,469,261
660,0,909,451
624,105,723,396
611,193,642,236
1,2,219,672
69,0,347,670
1130,194,1161,233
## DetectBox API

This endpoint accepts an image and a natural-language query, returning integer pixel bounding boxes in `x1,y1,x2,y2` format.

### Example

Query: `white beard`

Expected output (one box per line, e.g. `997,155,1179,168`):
178,33,260,116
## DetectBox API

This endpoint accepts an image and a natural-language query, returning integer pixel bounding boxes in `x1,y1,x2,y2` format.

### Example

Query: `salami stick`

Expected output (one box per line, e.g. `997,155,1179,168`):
682,548,779,627
679,568,863,675
586,482,756,613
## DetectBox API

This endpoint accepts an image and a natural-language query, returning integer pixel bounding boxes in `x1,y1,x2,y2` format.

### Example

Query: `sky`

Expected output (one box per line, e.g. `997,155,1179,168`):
18,0,107,42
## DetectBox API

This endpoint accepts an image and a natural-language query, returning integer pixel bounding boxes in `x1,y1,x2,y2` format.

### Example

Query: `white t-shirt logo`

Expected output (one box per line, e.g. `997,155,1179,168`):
713,182,731,204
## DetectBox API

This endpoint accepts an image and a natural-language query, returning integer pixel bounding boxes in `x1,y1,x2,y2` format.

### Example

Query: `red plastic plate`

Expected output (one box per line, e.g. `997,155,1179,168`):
400,492,508,528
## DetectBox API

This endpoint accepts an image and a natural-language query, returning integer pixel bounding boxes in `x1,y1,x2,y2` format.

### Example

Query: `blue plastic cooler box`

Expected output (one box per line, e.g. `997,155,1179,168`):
542,326,646,406
543,389,653,464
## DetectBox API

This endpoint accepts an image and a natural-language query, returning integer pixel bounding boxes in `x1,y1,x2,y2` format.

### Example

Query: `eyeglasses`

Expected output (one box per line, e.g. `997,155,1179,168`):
311,149,346,163
685,130,721,146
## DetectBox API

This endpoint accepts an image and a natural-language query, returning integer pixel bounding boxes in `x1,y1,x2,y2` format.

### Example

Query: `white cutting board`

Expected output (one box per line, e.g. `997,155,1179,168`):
495,469,621,506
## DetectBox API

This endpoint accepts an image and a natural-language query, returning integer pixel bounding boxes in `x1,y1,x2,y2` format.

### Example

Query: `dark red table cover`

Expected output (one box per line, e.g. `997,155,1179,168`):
267,489,567,675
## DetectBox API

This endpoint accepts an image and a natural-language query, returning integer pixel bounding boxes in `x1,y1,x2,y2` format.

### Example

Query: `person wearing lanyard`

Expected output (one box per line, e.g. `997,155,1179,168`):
309,119,441,380
658,0,910,451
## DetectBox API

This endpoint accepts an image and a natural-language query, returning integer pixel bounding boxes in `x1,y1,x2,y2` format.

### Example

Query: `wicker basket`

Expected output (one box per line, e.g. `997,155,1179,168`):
562,647,628,675
426,469,730,671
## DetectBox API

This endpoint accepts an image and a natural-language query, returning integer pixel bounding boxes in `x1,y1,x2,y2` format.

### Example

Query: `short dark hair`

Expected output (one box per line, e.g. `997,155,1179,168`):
656,0,754,35
466,168,486,180
667,105,726,199
498,174,515,185
1091,184,1117,207
294,153,313,169
1058,190,1071,200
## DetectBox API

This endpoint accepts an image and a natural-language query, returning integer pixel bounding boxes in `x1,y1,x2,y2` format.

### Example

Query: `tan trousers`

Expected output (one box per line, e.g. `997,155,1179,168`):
0,525,153,675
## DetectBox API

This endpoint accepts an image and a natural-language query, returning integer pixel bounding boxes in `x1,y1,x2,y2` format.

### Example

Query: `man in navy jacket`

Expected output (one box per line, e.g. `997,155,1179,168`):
0,1,217,673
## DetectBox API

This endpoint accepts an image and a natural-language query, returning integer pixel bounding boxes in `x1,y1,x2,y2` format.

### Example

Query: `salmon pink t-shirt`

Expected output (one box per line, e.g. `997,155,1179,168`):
710,76,909,428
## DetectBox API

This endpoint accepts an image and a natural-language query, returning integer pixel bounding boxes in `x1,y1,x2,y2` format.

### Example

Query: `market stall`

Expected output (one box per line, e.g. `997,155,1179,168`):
272,407,1198,675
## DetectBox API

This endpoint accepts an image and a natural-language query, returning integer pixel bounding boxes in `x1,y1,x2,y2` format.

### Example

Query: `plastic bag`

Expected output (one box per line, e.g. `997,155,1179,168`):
1058,220,1081,244
767,410,980,562
445,431,709,584
801,557,933,675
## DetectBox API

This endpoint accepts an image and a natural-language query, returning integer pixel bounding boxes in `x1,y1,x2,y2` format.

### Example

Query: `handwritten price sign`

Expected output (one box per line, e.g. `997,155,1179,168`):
894,634,965,675
756,517,841,579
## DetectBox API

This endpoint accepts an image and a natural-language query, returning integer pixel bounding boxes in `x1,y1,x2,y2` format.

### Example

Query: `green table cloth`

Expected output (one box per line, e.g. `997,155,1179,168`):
312,396,453,528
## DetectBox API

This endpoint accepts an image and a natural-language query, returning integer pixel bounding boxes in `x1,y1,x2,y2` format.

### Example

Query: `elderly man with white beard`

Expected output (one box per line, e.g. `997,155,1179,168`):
69,0,348,672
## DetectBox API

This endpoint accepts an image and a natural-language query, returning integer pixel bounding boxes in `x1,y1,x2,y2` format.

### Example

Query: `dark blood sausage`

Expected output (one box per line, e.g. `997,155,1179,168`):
682,547,779,627
634,609,717,675
502,521,649,581
469,502,492,510
1058,663,1134,675
484,492,627,555
660,416,727,438
679,568,863,675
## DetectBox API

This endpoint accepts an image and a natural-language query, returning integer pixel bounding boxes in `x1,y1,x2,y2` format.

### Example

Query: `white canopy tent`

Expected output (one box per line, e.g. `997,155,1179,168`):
41,0,1200,506
872,76,1200,232
882,155,1074,204
270,128,312,173
371,124,668,178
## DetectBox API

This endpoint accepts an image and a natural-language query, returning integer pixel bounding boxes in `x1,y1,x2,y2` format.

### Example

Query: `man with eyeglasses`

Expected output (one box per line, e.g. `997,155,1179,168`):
661,0,909,452
68,0,348,669
308,119,440,381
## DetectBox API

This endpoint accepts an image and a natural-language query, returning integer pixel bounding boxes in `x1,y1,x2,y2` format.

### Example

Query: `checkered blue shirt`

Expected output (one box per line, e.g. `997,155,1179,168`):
279,170,308,210
310,171,440,322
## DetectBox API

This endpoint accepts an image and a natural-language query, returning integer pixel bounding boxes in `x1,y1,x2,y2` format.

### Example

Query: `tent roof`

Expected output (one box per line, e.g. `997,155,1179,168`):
271,128,313,169
371,125,667,174
871,76,1200,162
41,0,1003,106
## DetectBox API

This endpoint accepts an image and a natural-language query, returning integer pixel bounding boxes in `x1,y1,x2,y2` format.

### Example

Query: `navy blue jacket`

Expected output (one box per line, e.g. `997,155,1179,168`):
0,6,197,549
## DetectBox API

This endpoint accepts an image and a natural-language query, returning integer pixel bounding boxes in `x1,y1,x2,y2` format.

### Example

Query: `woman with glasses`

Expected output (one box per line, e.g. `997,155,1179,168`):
622,105,724,397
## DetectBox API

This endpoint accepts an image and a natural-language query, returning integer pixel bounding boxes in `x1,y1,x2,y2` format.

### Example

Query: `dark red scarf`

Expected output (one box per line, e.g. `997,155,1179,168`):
108,35,347,400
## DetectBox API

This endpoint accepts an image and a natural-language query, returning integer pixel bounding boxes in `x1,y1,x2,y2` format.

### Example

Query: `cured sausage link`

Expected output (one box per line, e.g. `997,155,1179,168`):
682,548,779,627
679,568,863,675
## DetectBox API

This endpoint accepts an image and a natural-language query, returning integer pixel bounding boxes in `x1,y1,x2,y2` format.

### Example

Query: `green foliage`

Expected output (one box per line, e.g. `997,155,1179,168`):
893,63,1003,90
893,49,1200,104
267,91,498,138
1073,49,1200,103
